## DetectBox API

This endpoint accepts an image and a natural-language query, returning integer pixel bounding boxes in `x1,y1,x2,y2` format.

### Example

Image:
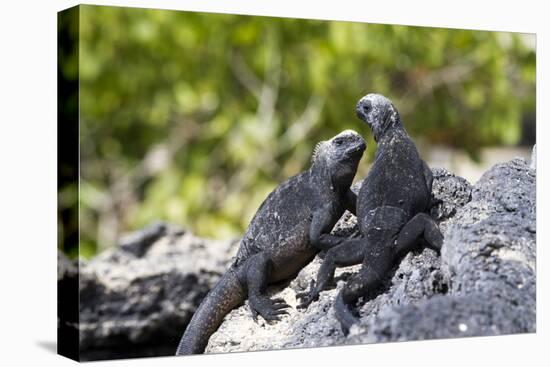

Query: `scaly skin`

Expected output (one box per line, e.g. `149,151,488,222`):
176,130,366,354
297,94,443,334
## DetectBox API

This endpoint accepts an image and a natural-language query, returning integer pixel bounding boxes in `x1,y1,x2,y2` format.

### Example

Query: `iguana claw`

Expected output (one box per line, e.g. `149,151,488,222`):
296,280,320,309
249,296,291,323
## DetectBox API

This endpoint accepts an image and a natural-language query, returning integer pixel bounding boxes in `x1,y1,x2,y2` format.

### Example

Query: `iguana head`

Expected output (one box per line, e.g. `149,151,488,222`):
312,129,366,190
355,93,401,142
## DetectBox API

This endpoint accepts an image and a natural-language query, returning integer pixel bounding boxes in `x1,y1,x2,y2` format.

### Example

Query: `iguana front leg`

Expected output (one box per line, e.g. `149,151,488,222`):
309,204,347,251
297,237,365,308
244,252,290,322
297,200,363,308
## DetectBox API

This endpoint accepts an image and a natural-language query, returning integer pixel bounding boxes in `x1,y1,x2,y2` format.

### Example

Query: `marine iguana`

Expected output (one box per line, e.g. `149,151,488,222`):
297,94,443,334
175,130,366,354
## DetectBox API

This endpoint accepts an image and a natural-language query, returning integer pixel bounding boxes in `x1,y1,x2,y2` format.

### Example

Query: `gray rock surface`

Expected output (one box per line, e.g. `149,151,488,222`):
348,158,536,343
73,223,239,360
429,167,472,229
59,159,535,359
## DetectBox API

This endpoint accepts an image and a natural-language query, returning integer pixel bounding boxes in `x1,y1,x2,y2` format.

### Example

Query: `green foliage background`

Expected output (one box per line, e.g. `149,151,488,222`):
59,5,535,258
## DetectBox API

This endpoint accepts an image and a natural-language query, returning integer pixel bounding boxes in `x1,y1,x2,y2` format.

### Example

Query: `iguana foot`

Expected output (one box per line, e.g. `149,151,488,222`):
249,296,290,322
296,280,320,309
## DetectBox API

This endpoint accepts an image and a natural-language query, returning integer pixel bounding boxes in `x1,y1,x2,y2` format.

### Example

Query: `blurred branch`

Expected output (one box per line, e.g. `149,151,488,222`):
230,52,263,100
224,47,323,203
88,120,194,250
230,42,281,127
277,95,324,156
401,63,476,115
420,64,475,95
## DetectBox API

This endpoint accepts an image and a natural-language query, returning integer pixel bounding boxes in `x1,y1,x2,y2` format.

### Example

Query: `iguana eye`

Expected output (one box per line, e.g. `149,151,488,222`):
362,100,372,114
334,139,343,146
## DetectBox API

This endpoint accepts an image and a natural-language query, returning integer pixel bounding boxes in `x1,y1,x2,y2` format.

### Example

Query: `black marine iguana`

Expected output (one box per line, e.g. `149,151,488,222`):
297,94,443,334
175,130,366,354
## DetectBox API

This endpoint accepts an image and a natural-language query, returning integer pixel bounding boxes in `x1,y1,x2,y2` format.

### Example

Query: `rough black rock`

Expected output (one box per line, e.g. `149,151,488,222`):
349,158,535,343
207,159,534,352
429,167,472,228
72,224,239,360
59,158,535,358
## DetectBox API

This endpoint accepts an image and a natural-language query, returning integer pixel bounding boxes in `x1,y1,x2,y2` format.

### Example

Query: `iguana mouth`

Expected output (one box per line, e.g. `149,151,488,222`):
344,143,366,159
355,109,368,123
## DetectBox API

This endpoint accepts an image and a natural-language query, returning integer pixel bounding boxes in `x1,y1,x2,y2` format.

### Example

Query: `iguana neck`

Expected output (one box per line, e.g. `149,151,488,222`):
372,111,404,143
375,123,407,151
309,159,352,196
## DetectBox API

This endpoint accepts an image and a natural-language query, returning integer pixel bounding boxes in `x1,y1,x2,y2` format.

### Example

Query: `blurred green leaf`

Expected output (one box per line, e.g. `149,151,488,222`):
68,5,535,258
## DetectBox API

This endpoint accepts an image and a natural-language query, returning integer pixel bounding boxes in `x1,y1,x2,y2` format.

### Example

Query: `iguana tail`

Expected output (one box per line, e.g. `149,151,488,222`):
334,290,360,336
175,269,246,355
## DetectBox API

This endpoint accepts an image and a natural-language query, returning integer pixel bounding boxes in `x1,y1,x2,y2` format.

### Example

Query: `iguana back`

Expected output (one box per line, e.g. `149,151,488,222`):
236,171,321,264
